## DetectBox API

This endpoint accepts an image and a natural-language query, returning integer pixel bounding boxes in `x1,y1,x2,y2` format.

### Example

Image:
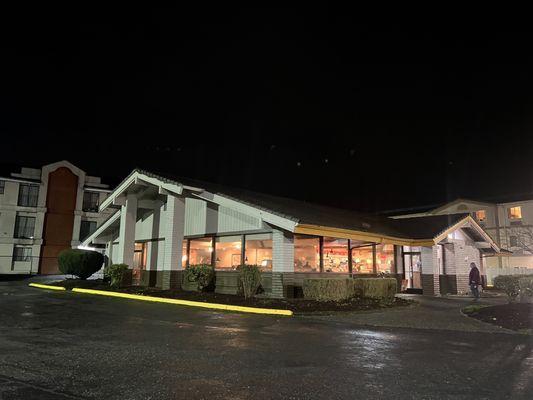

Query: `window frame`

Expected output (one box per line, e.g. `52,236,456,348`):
508,206,522,220
82,191,100,212
17,183,39,207
79,220,97,241
0,180,5,194
13,215,36,239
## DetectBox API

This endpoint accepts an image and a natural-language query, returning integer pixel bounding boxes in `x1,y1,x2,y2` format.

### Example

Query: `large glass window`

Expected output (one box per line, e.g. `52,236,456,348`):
375,244,394,273
18,184,39,207
294,235,320,272
351,245,374,274
215,236,242,270
182,240,188,268
14,215,36,238
189,237,213,265
83,191,100,212
323,237,349,273
245,233,273,271
79,220,97,241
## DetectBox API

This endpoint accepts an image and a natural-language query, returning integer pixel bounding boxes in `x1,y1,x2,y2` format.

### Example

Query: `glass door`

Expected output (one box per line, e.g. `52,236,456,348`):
403,252,422,289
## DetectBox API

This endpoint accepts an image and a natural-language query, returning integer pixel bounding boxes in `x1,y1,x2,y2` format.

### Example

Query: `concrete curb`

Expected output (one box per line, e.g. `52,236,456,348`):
71,288,293,316
28,283,66,291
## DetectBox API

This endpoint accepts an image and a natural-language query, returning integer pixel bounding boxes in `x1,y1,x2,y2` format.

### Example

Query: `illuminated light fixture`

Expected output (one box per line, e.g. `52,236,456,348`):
78,245,96,251
182,255,188,262
261,260,268,267
208,247,214,253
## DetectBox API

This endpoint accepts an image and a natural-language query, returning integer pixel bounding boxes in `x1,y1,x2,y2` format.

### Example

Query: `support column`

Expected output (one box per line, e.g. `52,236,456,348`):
272,229,294,298
106,239,114,266
161,196,185,289
117,194,137,268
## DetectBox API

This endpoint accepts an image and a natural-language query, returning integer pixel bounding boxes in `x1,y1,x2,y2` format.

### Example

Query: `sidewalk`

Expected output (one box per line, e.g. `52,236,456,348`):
310,294,514,334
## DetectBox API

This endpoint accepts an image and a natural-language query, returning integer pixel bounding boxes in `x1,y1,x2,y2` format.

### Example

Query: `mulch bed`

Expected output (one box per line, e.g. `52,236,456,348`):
49,279,413,314
464,303,533,332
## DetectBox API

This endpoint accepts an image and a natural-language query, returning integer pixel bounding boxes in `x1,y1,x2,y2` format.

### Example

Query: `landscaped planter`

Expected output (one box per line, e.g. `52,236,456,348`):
353,278,397,301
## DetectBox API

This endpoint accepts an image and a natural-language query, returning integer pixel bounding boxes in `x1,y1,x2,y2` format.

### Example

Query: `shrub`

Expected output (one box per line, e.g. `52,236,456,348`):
494,275,521,302
183,264,215,292
58,249,104,280
353,278,397,301
518,276,533,303
237,264,262,299
303,278,354,302
105,264,129,288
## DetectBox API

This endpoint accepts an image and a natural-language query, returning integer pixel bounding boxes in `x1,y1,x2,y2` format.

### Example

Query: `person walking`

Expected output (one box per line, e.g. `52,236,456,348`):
469,262,481,300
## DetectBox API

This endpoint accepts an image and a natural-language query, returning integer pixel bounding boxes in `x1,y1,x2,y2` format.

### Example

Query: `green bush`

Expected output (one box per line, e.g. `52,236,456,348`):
494,275,522,302
105,264,129,288
353,278,397,301
183,264,215,292
58,249,104,280
237,264,262,299
303,278,354,302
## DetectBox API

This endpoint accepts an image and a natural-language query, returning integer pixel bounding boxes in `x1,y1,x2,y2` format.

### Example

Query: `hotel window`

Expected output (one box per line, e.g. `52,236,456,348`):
323,237,349,273
79,220,97,241
508,206,522,219
215,236,242,270
83,191,100,212
189,237,213,266
14,215,35,238
0,180,5,194
245,233,273,271
351,245,374,274
18,184,39,207
294,235,320,272
509,235,518,247
13,246,32,262
375,244,395,274
475,210,486,222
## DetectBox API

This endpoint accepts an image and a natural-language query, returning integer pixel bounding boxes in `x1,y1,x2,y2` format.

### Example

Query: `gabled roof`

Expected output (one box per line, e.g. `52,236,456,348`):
96,168,499,248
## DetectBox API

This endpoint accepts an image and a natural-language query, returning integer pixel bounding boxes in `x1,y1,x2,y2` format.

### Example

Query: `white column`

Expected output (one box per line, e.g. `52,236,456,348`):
106,239,114,266
162,196,185,272
117,194,137,267
272,229,295,272
272,229,294,298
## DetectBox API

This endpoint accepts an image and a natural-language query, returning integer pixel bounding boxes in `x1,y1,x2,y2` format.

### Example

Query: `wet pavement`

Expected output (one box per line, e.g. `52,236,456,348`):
0,280,532,399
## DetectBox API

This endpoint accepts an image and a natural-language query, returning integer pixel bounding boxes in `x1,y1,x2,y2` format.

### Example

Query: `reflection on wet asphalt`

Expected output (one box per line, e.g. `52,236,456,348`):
0,281,532,399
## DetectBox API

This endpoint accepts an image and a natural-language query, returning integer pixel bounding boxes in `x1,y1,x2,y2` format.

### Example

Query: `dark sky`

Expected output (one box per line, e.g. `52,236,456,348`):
2,7,533,212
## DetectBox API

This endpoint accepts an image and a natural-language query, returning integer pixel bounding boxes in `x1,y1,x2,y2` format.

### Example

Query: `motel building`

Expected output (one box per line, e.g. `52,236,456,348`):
0,161,114,275
81,169,501,297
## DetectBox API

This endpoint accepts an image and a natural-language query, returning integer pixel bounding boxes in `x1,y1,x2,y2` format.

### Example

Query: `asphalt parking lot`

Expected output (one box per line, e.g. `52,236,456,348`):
0,280,532,399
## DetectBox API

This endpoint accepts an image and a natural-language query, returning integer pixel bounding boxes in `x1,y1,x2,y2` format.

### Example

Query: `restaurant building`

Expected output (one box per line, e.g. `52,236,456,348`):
81,169,500,297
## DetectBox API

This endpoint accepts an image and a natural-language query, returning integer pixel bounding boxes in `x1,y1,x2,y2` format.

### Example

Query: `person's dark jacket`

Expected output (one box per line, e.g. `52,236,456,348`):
469,266,481,285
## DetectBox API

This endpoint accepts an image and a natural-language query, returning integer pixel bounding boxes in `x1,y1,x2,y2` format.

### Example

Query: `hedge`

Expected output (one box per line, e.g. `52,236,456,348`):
494,275,533,303
182,264,215,292
353,278,397,301
303,278,355,302
58,249,103,280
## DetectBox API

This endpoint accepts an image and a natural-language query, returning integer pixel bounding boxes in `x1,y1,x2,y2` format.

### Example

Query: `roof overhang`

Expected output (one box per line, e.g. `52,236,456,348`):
81,211,121,246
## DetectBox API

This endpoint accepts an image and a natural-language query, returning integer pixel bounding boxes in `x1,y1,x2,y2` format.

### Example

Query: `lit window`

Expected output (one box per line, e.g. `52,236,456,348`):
189,237,213,266
294,235,320,272
375,244,394,274
351,245,374,274
323,237,349,273
475,210,486,222
245,233,273,271
508,206,522,219
215,236,242,270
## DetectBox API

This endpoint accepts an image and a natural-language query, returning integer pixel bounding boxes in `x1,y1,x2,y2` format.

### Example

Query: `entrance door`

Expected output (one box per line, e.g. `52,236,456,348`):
132,242,146,285
403,253,422,289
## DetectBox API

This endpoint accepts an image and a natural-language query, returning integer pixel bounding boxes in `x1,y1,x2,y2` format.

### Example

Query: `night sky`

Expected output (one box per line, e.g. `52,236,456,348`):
2,7,533,212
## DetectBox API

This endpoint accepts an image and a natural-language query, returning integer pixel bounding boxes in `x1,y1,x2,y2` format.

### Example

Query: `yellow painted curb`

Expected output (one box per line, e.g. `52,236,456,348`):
71,288,293,316
29,283,67,291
